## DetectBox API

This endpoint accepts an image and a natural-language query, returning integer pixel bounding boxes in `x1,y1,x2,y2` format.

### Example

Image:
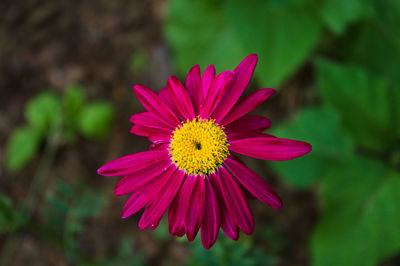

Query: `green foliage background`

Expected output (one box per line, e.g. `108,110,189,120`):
166,0,400,265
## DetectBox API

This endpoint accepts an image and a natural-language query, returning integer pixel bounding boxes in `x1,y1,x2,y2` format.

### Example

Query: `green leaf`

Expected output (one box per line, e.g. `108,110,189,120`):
270,106,353,188
311,157,400,266
225,0,322,87
25,92,61,136
319,0,373,34
0,193,22,233
316,58,400,151
5,127,40,172
63,84,85,142
166,0,246,75
78,102,115,140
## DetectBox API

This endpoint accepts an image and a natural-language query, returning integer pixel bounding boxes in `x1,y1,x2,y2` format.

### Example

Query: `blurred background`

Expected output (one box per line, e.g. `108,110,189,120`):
1,0,399,265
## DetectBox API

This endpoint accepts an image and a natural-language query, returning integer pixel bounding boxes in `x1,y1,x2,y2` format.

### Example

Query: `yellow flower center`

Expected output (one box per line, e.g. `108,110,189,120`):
169,117,229,175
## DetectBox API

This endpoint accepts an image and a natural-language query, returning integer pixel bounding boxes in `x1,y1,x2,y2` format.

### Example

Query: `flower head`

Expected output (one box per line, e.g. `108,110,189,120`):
98,54,311,249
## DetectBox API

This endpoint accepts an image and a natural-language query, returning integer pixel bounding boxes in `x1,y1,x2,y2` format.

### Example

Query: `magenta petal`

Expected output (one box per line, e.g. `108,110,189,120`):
185,176,205,242
224,158,282,209
229,134,312,161
97,150,169,176
130,111,174,131
114,157,172,196
200,70,234,119
121,165,173,218
221,88,276,126
212,54,258,123
225,115,271,134
130,125,171,143
159,87,180,116
167,76,195,120
168,175,196,236
185,64,202,115
202,64,216,102
217,167,254,235
209,172,239,240
149,143,169,151
139,169,185,230
133,85,179,128
201,177,220,249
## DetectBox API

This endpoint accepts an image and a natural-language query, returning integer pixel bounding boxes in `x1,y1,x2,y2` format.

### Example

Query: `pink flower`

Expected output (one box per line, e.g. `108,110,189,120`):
98,54,311,249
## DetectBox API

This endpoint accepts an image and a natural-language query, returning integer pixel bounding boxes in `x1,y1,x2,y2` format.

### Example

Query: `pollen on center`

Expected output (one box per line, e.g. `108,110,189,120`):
169,117,229,175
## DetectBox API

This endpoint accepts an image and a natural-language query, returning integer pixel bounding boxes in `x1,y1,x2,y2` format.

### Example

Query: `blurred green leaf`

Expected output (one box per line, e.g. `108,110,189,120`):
226,0,322,87
372,0,400,44
271,106,353,188
349,23,400,86
316,58,400,151
78,102,115,140
130,51,149,73
319,0,373,34
0,193,22,233
187,234,275,266
166,0,246,75
25,92,61,136
5,127,40,172
105,236,145,266
311,156,400,266
63,84,86,143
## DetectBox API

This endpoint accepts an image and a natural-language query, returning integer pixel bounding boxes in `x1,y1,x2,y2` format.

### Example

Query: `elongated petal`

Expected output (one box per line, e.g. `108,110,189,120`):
201,177,220,249
212,54,258,122
139,168,185,230
121,165,175,218
185,176,205,241
133,84,179,127
225,115,270,134
200,71,234,119
227,154,256,200
224,158,282,209
218,167,254,235
167,76,195,120
159,88,180,116
97,150,169,176
168,175,196,236
149,143,169,151
229,134,312,161
130,111,174,131
221,88,276,126
114,157,172,196
209,172,239,240
130,125,171,143
202,64,216,102
186,65,202,115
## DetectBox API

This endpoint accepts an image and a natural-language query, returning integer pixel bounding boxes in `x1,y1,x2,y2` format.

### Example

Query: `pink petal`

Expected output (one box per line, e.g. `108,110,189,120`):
220,88,276,126
212,54,258,123
217,167,254,235
139,168,185,230
159,88,180,116
202,64,216,102
229,134,312,161
224,158,282,209
200,71,234,119
167,76,195,120
225,115,271,134
130,125,171,143
185,176,205,242
168,175,196,237
98,150,169,176
149,143,169,151
121,165,175,218
133,84,179,128
185,65,202,115
130,111,174,131
209,172,239,240
201,177,220,249
114,157,172,196
227,154,256,200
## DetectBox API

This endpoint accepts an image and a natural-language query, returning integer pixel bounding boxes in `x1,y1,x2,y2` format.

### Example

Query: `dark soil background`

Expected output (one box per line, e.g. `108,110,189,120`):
0,1,318,265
